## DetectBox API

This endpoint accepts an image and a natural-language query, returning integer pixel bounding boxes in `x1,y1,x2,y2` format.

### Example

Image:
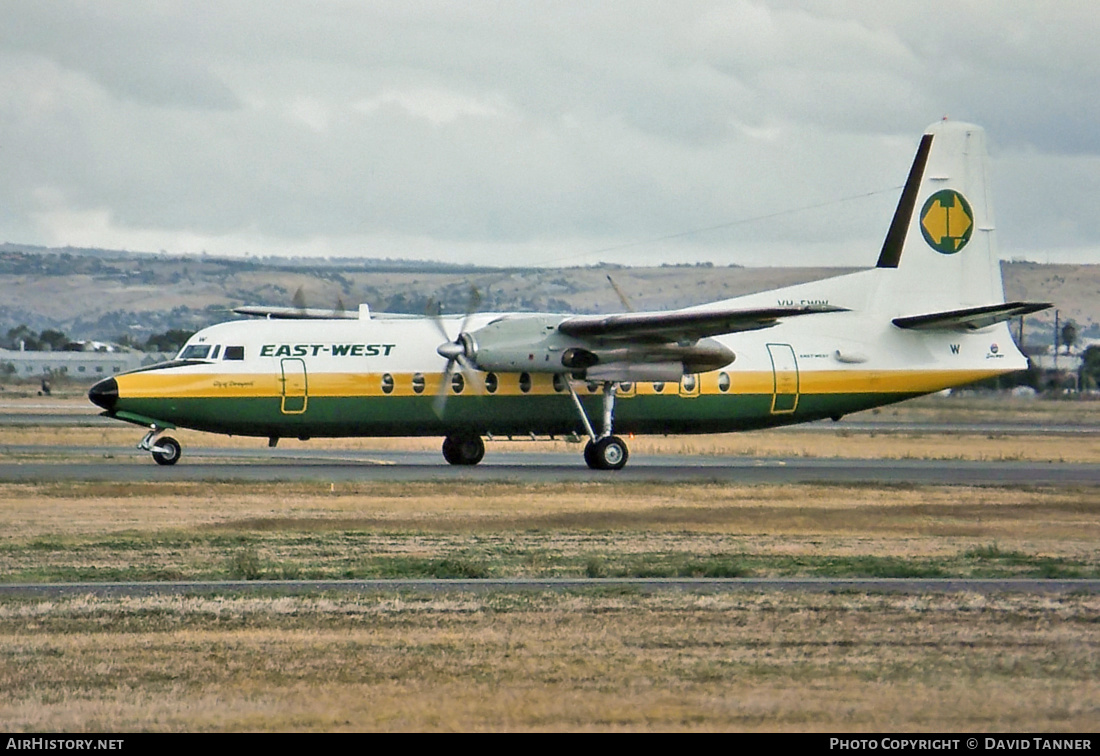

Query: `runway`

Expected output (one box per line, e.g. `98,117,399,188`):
3,406,1100,436
2,444,1099,485
2,400,1097,484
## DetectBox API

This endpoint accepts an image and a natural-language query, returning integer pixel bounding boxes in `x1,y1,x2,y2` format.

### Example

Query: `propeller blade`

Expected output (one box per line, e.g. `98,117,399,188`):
292,286,308,311
430,286,482,419
606,275,636,312
432,357,460,418
426,298,451,343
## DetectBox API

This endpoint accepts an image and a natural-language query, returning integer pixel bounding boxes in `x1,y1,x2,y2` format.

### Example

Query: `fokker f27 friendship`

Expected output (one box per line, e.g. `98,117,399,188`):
89,121,1049,470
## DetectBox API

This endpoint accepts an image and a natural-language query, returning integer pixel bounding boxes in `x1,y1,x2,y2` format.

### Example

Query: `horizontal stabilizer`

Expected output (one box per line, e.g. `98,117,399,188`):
233,306,358,320
892,301,1051,331
558,304,847,342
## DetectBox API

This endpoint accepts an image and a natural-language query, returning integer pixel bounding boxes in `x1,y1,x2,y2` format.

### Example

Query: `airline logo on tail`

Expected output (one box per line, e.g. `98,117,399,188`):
920,189,973,254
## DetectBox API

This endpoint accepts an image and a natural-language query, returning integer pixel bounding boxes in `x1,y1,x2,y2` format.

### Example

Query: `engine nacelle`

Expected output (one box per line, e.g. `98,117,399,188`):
458,316,737,376
464,315,572,373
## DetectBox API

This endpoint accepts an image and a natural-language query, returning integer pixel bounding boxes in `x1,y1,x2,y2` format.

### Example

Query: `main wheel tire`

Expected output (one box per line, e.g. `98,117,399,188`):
585,436,629,470
442,434,485,466
583,440,598,469
151,436,182,466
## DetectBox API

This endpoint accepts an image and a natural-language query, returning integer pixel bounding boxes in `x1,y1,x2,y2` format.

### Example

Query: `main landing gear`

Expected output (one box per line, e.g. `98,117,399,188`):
568,380,629,471
438,378,627,470
442,433,485,466
583,434,629,471
139,429,182,466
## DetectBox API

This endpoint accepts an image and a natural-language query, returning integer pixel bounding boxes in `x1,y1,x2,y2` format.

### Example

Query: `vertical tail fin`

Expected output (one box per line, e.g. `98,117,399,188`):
875,120,1005,311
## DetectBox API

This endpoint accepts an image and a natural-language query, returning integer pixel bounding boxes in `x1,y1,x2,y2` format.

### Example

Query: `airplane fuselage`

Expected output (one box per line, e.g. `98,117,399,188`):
90,272,1022,441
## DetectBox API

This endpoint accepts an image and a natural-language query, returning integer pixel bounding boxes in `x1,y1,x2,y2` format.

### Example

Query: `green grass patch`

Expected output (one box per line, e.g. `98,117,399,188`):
962,543,1087,578
2,528,1098,584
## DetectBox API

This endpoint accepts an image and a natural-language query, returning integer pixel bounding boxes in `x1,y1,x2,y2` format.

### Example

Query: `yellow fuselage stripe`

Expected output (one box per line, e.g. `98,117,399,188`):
116,368,1009,400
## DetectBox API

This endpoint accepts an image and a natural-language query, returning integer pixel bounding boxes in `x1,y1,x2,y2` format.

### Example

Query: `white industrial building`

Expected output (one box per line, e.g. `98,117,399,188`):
0,347,169,381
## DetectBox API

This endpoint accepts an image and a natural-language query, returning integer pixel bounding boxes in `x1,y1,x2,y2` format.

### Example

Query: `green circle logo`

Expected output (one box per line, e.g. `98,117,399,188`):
920,189,973,254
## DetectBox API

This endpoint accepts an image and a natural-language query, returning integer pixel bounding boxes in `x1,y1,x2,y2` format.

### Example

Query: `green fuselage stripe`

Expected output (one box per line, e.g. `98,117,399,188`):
115,391,916,438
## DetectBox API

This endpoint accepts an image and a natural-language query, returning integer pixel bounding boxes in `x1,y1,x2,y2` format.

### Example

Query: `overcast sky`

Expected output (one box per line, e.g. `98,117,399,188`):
2,1,1097,268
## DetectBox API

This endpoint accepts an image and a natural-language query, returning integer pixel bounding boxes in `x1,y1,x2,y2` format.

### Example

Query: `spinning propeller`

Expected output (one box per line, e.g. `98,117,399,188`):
430,287,481,417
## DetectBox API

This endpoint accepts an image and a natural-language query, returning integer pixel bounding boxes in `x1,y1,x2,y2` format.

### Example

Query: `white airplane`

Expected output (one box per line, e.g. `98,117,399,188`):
88,120,1048,470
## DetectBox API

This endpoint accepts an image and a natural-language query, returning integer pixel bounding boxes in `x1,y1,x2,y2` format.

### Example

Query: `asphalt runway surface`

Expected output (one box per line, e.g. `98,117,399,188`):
2,444,1099,485
3,407,1099,436
2,402,1098,483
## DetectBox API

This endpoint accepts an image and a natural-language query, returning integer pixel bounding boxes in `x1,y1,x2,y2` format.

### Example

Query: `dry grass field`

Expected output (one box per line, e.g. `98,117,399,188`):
0,476,1098,731
0,394,1097,731
2,591,1096,732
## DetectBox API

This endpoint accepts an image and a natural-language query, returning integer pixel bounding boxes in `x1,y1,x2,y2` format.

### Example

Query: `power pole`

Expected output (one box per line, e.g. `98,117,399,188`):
1053,309,1060,374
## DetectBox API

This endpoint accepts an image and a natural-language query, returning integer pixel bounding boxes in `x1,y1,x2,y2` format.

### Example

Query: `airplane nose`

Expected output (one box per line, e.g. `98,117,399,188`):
88,377,119,411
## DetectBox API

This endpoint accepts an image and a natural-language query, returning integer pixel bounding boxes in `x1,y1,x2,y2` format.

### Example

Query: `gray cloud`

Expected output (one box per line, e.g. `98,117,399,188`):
1,1,1097,266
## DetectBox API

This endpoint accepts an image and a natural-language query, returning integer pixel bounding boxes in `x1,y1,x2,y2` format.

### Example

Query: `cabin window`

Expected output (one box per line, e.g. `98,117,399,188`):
412,373,425,394
485,373,498,394
519,372,532,394
224,346,245,361
717,372,730,392
586,381,599,393
78,366,86,373
552,374,567,393
381,373,394,395
653,382,665,393
95,366,103,373
179,344,211,360
209,345,221,360
682,374,697,392
619,382,633,392
451,373,465,394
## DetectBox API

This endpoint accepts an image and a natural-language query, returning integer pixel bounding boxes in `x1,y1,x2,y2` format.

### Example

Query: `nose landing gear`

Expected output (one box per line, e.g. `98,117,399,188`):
139,429,182,466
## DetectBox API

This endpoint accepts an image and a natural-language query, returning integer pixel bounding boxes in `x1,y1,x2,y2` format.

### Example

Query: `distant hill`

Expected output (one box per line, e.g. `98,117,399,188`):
0,244,1092,348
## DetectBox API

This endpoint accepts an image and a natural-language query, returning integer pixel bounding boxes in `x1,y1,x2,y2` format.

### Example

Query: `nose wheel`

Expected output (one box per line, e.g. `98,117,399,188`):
139,429,182,466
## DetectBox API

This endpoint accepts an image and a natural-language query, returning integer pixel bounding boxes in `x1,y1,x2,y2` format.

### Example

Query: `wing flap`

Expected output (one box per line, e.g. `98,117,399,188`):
892,301,1051,331
558,304,847,341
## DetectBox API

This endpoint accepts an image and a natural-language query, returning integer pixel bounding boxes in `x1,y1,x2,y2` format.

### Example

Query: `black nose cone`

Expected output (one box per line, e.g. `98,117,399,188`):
88,377,119,411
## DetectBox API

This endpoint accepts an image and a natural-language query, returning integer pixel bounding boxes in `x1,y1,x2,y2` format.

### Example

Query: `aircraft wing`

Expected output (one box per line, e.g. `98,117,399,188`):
557,303,847,342
233,306,358,320
892,301,1051,331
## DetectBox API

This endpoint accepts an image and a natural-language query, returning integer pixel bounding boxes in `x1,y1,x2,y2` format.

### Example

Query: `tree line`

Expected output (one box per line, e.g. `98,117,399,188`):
2,325,192,354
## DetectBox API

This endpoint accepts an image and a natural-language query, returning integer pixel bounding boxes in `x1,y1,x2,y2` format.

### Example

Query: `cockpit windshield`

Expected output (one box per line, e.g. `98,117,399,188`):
178,344,212,360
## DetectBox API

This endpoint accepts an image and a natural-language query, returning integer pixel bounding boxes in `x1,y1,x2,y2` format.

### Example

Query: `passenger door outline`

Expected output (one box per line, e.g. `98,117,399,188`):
766,344,799,414
280,358,308,414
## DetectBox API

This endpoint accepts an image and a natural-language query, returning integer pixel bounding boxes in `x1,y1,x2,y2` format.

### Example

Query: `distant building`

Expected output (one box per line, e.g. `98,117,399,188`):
1029,353,1083,373
0,347,169,380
